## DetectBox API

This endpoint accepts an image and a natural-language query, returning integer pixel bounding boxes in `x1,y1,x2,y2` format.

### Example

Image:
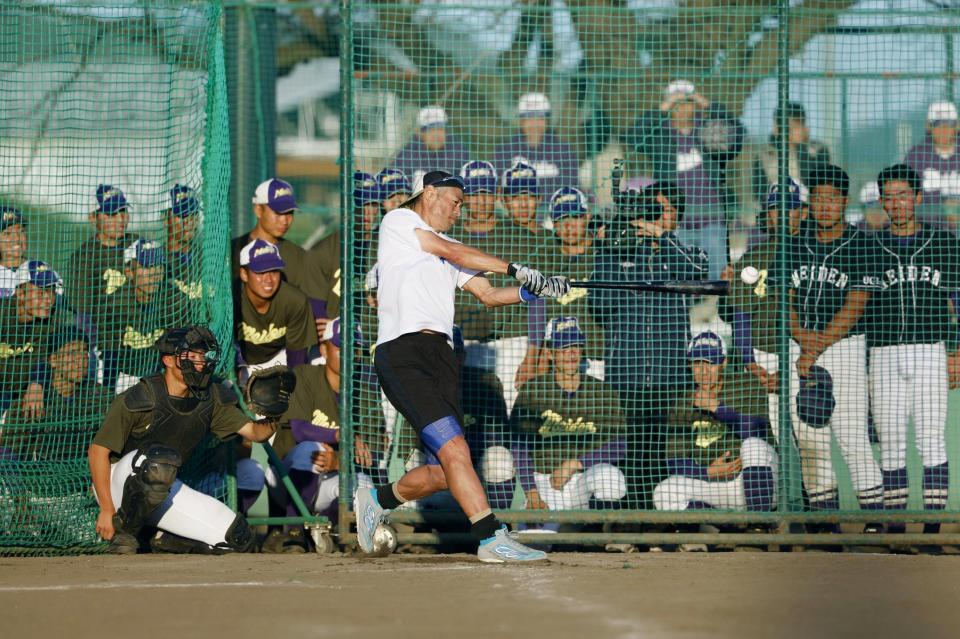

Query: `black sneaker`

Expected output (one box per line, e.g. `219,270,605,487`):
108,531,139,555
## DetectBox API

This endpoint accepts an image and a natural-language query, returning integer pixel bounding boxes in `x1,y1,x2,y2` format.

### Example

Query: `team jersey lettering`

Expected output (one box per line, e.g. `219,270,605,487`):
692,419,724,449
103,269,126,295
0,342,33,359
311,409,338,430
122,326,165,349
332,268,341,298
791,264,849,289
241,322,288,344
538,409,597,437
922,168,960,197
174,278,204,299
556,285,588,306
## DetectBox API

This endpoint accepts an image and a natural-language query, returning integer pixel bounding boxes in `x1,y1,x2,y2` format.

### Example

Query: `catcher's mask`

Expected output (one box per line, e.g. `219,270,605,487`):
155,326,221,398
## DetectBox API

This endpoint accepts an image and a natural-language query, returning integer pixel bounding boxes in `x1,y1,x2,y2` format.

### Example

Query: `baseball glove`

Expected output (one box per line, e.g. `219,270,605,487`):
244,366,297,417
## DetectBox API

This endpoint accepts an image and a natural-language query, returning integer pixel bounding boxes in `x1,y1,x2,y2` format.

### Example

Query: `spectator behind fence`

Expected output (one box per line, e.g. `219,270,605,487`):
861,164,960,518
654,332,777,512
66,185,141,346
0,207,29,298
590,180,707,508
164,185,203,310
254,319,382,553
8,326,112,461
391,106,471,186
231,178,328,325
903,100,960,232
752,102,831,203
100,239,177,394
0,261,61,416
784,164,883,512
377,168,413,213
526,187,604,384
494,93,580,199
234,239,315,376
626,80,743,279
510,317,626,515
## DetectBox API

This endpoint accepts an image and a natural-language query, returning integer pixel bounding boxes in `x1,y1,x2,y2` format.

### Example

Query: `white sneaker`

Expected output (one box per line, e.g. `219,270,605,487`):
353,487,387,553
477,527,549,563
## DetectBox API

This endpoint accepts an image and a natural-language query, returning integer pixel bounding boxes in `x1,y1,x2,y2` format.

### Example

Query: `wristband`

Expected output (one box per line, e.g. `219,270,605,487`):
519,287,538,303
507,262,520,278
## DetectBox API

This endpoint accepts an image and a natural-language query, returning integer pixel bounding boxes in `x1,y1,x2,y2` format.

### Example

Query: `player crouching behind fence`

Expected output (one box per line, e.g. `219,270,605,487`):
507,317,627,522
654,332,777,514
87,326,283,554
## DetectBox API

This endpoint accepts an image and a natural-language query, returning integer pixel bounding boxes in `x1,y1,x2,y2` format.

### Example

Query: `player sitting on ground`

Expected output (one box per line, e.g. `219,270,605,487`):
87,326,281,554
354,170,570,563
654,331,777,512
509,316,627,515
235,239,316,378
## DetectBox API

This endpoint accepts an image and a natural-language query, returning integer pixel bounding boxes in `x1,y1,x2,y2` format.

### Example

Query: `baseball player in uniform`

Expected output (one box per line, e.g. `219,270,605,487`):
510,317,626,513
377,168,413,214
860,164,960,514
87,326,281,553
164,185,203,313
0,207,29,297
353,170,569,563
655,332,777,512
783,165,883,511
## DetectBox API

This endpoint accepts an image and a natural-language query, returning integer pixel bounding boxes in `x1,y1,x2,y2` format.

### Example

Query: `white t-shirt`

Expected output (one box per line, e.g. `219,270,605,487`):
376,208,479,346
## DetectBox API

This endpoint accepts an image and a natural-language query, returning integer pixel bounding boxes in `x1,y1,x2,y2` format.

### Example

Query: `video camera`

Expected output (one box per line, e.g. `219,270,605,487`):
597,159,678,249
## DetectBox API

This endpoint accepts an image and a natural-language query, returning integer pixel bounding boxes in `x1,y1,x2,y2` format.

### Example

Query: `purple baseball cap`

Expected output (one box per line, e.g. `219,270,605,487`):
123,239,166,268
239,238,286,273
252,178,297,214
460,160,498,195
94,184,129,215
546,316,587,349
170,184,200,218
687,331,725,364
550,186,588,221
501,161,538,196
321,316,365,349
765,179,804,211
18,260,61,290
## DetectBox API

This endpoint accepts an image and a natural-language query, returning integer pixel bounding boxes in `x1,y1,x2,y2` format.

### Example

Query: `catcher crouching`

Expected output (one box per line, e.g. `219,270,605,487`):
87,325,290,554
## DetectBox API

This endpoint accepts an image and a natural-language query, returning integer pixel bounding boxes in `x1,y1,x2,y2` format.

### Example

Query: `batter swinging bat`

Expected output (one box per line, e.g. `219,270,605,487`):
570,280,730,296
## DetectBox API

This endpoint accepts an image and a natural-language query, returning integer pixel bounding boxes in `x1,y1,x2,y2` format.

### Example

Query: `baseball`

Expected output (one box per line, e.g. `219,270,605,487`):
741,266,760,285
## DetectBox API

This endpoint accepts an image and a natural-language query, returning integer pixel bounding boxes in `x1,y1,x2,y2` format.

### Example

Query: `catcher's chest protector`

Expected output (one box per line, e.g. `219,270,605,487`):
121,375,214,462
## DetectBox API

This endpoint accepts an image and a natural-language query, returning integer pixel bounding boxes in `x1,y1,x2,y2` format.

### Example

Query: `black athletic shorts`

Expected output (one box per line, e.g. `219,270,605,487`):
374,332,463,434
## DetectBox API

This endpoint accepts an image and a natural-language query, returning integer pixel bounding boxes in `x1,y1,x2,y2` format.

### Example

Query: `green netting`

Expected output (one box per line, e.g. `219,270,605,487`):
0,0,232,554
336,0,960,535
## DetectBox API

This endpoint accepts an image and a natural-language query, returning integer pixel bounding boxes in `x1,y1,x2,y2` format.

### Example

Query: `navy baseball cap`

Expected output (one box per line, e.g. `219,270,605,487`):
687,331,726,364
376,168,412,200
550,187,588,221
546,316,587,349
796,365,836,428
239,238,286,273
765,179,804,211
0,206,25,231
170,184,200,218
252,178,297,214
94,185,129,215
460,160,498,195
321,316,366,349
401,170,466,208
18,260,61,289
123,239,166,268
48,324,91,352
354,172,381,208
501,161,538,196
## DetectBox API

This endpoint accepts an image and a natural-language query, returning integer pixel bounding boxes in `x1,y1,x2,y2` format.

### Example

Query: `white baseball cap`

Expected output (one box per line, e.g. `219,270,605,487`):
859,181,880,206
518,92,551,118
927,100,958,124
664,79,696,100
417,105,447,129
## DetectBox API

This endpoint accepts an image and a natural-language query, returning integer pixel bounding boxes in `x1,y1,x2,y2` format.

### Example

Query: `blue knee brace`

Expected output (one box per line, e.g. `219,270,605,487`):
420,416,463,464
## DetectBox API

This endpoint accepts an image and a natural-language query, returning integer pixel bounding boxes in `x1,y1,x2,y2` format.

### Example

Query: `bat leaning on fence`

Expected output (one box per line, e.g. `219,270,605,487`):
569,280,730,296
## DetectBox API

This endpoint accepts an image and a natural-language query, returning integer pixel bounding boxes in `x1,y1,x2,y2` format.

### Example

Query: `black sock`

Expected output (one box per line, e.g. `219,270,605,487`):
471,512,500,541
375,483,404,510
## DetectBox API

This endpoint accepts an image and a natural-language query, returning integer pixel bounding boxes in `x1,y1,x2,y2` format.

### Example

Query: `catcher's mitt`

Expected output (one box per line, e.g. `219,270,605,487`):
244,366,297,417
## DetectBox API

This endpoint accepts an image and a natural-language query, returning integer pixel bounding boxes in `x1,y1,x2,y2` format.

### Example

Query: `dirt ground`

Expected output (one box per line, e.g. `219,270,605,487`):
3,552,960,639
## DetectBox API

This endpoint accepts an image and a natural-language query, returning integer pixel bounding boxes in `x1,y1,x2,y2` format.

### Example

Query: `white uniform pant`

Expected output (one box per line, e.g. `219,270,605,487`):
97,449,236,547
869,343,949,471
755,334,881,502
494,336,529,413
532,463,626,511
264,441,339,514
653,438,778,511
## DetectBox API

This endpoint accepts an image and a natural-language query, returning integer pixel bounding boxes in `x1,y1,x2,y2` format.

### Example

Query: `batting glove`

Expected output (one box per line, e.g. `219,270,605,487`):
539,276,571,299
508,262,547,295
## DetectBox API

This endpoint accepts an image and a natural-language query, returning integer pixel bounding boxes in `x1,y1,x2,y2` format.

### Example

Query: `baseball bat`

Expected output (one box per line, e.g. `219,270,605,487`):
569,280,730,296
